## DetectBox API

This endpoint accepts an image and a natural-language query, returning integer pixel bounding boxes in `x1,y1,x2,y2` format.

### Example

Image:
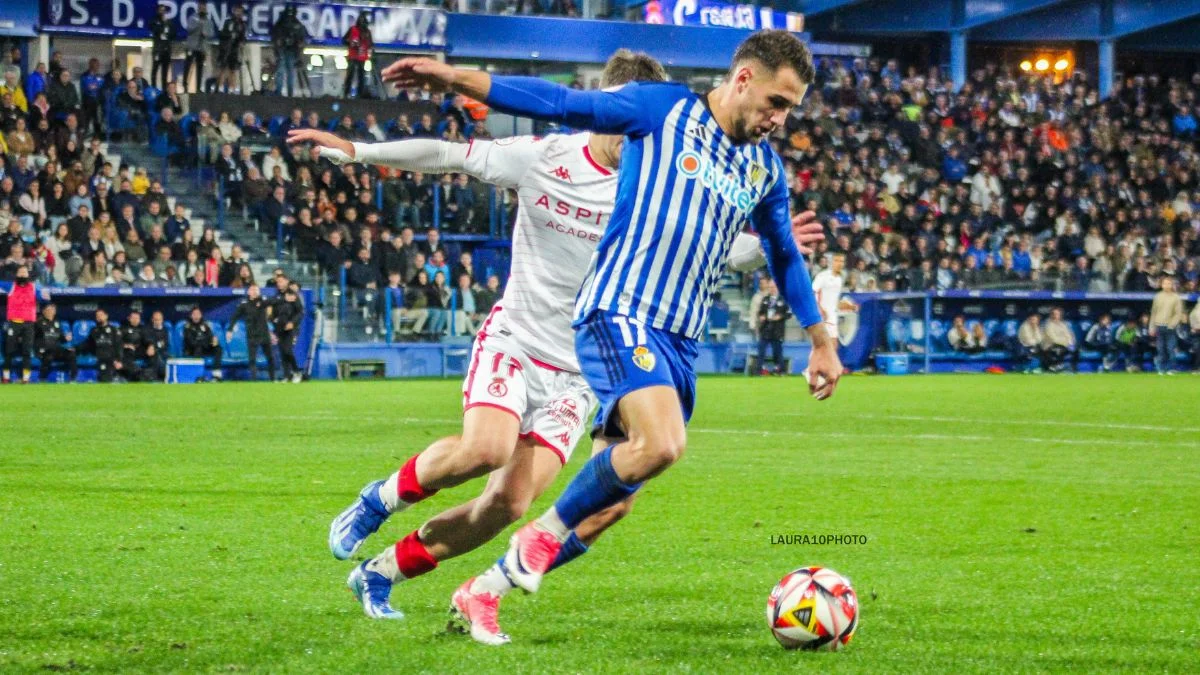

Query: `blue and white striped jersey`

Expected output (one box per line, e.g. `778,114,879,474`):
485,77,822,339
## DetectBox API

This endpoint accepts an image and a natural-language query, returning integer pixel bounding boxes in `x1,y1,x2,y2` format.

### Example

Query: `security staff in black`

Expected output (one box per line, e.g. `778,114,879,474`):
34,304,77,382
84,309,123,383
144,311,171,381
183,306,223,379
755,280,792,375
119,311,153,382
149,4,175,90
273,286,303,382
228,284,276,381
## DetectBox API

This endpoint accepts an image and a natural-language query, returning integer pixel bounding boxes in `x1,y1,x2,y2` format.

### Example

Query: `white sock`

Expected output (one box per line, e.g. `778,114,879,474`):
365,545,403,582
471,563,516,597
535,507,571,541
379,472,402,512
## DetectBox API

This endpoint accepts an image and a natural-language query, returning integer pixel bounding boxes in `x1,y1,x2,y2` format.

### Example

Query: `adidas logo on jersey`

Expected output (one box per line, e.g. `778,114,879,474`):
675,151,757,213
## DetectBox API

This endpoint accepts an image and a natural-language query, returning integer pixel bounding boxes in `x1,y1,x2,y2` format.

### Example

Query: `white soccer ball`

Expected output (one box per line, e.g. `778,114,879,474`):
766,566,859,650
801,369,829,400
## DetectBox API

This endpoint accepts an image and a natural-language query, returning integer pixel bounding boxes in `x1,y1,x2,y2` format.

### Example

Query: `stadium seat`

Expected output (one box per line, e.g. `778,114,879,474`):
142,86,161,108
171,322,187,359
268,115,287,137
927,319,950,353
707,305,731,342
886,318,911,352
162,322,179,358
224,322,250,364
71,321,94,347
72,321,96,366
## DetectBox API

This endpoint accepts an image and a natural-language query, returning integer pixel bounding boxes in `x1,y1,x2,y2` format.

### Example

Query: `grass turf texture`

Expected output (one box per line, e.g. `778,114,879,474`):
1,375,1197,673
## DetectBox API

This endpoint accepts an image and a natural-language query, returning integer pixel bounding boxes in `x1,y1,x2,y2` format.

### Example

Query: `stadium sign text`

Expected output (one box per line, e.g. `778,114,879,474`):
40,0,446,50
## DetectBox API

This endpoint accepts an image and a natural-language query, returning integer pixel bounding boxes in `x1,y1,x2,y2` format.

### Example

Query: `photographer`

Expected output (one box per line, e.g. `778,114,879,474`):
341,14,373,99
34,304,77,383
271,6,308,97
3,266,37,383
183,1,216,94
183,306,223,380
755,279,790,376
217,4,248,94
273,285,303,383
83,309,123,383
149,4,175,91
227,284,276,381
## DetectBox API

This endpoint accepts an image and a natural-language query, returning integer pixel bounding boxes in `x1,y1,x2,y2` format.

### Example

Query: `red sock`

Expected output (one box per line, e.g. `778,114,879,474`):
398,454,437,504
395,530,438,579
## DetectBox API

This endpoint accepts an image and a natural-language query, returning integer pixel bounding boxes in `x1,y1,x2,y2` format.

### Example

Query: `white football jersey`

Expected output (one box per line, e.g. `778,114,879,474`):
462,133,614,372
811,269,844,339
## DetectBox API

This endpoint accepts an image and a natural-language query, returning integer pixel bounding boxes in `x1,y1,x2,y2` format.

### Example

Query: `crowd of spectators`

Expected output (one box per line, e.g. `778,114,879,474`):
778,58,1200,296
188,97,502,337
0,51,265,288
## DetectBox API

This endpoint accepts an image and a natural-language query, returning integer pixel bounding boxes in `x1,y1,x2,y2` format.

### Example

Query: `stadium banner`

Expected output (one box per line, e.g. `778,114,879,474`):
647,0,804,32
39,0,446,50
0,286,316,373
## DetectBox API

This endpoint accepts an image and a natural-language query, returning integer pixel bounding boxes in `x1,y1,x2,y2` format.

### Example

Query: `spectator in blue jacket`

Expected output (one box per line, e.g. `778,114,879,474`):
23,62,47,105
942,146,967,183
1085,314,1117,371
80,58,105,137
1172,105,1197,139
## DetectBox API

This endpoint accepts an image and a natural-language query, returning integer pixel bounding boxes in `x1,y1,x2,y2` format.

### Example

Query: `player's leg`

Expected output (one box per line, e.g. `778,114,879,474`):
37,348,52,381
263,341,278,381
503,315,693,593
352,438,558,624
330,336,528,560
18,326,34,382
419,439,562,561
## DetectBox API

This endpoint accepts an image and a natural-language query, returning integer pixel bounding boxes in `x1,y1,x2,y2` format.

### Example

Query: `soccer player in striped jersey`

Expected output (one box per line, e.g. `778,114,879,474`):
291,50,825,641
383,30,842,642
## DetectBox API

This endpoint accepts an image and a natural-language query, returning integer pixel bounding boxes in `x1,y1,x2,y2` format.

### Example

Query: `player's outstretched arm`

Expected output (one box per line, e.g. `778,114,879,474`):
382,57,659,137
287,129,540,189
753,173,841,399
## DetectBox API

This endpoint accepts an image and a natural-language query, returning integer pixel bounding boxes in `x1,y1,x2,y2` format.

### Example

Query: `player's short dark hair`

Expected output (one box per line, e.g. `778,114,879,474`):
732,30,815,84
601,49,668,88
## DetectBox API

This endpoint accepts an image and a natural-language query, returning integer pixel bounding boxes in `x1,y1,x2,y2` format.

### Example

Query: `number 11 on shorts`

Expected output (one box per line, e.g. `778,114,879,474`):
611,316,646,347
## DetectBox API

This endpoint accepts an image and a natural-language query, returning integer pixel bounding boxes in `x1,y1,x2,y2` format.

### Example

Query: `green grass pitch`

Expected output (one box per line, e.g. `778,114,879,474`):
1,375,1197,673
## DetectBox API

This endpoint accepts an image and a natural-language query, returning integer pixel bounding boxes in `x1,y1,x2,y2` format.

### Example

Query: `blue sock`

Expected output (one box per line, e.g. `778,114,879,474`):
548,532,588,572
552,445,640,529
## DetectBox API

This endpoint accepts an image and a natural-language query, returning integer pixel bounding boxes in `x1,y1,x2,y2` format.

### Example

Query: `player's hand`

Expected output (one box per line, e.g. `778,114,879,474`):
287,129,354,164
225,332,233,342
790,211,824,255
806,338,842,401
271,334,279,345
380,57,456,91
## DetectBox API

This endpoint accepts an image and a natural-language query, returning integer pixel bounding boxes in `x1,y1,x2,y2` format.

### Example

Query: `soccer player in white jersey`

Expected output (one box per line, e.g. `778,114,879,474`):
382,30,843,643
288,51,825,642
811,252,859,340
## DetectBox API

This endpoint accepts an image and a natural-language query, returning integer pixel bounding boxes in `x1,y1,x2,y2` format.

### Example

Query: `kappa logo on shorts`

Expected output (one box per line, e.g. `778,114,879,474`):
557,431,572,447
632,346,656,372
487,378,509,397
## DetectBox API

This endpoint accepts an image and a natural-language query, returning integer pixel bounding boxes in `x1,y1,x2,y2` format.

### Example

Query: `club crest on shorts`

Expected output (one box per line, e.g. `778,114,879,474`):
487,378,508,397
632,346,656,372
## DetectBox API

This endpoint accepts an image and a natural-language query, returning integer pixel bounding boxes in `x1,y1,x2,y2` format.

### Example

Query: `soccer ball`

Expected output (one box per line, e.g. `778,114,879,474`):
766,566,858,650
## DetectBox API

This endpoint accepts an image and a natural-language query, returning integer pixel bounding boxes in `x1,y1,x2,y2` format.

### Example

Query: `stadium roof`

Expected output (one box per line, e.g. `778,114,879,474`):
796,0,1200,51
